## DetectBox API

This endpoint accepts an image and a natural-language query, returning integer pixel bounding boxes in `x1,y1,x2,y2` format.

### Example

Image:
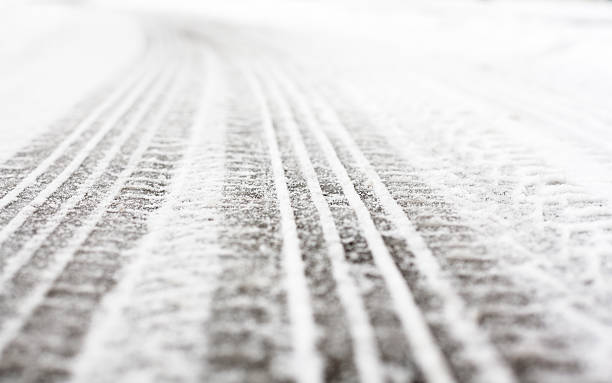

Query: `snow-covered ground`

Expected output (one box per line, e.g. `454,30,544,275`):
0,3,143,163
1,0,612,382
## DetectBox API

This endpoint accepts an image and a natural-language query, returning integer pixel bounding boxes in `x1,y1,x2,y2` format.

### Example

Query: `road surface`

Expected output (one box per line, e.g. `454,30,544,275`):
1,0,612,382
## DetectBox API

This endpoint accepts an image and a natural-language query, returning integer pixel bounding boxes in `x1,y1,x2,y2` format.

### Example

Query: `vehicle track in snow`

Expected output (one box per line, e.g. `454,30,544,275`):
304,61,612,383
1,4,612,383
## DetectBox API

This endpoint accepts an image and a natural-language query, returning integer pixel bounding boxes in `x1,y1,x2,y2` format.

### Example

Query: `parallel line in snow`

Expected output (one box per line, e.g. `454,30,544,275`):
324,71,612,381
256,67,419,380
269,67,458,383
0,31,162,193
0,44,156,211
0,58,183,362
245,68,323,383
0,63,168,289
12,55,197,381
285,70,519,383
258,68,384,383
265,76,361,381
69,50,219,383
202,61,292,382
0,59,161,250
0,60,185,379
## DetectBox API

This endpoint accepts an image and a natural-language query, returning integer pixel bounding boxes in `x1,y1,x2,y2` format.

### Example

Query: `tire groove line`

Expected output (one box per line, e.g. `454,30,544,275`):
256,66,385,383
200,55,295,381
0,29,158,195
69,47,222,383
0,63,184,383
0,32,160,229
304,84,521,383
260,65,424,382
0,33,156,206
325,74,612,382
187,63,321,383
263,67,462,383
0,61,163,285
258,74,360,381
0,39,187,382
0,92,102,194
0,37,165,265
245,67,323,383
251,60,422,382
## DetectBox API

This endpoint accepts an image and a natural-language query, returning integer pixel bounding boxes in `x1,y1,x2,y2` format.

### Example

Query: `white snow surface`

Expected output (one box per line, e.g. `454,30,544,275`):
0,3,144,163
1,0,612,382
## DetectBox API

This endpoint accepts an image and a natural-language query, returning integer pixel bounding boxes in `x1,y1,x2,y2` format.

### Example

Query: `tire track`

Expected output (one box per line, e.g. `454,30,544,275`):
316,76,612,382
0,32,154,200
259,67,424,383
0,41,154,208
258,70,372,383
0,62,167,291
0,92,102,196
69,49,223,383
0,43,190,382
248,67,323,383
0,46,163,268
306,104,515,383
4,7,612,383
200,65,296,383
194,26,423,381
264,67,466,383
328,67,612,304
0,39,158,229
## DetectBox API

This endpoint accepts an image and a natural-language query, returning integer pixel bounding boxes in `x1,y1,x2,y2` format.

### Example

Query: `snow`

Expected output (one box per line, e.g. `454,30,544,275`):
0,3,144,163
1,0,612,382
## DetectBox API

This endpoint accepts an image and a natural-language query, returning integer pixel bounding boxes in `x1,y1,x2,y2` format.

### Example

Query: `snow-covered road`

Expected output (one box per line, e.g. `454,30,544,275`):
1,0,612,382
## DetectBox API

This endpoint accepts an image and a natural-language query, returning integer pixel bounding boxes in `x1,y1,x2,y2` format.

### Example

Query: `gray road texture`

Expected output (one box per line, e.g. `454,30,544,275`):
1,1,612,382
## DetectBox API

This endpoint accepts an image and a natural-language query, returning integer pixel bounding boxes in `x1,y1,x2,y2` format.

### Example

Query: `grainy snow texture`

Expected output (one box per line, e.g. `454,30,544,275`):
1,0,612,382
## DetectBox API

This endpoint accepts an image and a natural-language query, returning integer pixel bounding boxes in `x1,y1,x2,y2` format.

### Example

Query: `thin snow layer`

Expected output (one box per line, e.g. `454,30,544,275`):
0,4,144,164
1,1,612,383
